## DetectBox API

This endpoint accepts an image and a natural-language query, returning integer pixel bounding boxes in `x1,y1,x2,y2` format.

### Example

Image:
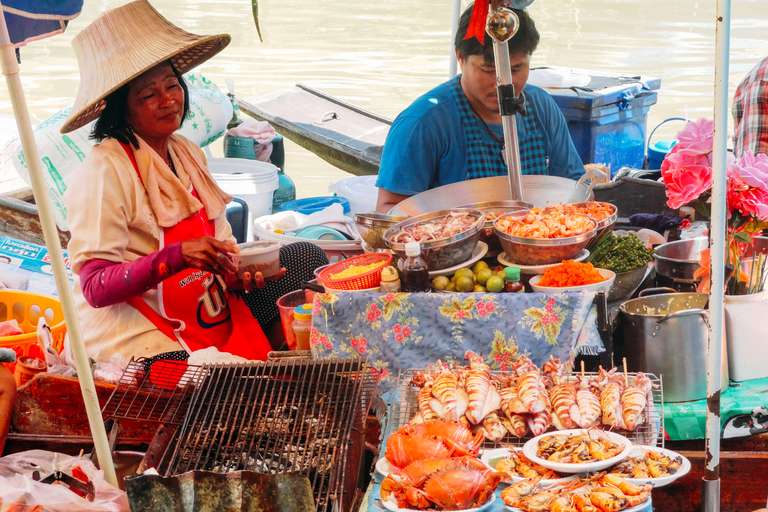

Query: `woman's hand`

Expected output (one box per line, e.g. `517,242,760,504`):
226,267,287,292
181,237,237,276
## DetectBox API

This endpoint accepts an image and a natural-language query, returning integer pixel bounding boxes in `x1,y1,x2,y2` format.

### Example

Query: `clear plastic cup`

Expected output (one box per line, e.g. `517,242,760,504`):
276,290,308,350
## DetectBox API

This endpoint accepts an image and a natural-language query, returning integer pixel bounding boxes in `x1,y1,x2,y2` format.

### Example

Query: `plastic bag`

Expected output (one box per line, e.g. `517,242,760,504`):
10,73,233,231
0,449,129,511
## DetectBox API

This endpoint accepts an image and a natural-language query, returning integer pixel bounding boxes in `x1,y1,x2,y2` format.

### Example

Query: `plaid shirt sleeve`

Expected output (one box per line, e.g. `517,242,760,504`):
732,56,768,157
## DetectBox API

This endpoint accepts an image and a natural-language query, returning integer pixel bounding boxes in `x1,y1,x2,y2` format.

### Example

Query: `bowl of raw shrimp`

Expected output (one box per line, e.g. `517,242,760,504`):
494,208,597,265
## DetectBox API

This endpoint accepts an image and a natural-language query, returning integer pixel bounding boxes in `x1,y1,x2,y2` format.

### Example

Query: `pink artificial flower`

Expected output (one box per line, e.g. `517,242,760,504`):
739,187,768,220
661,145,713,209
731,150,768,191
676,118,715,154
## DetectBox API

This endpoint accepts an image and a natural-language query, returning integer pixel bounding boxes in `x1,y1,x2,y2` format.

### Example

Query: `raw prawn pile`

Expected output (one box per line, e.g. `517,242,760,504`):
502,472,652,511
547,202,616,222
535,430,624,464
406,354,655,443
609,449,683,479
495,208,595,239
390,211,481,244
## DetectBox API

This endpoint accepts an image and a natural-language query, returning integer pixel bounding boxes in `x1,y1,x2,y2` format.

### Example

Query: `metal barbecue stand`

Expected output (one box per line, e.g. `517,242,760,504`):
102,353,377,512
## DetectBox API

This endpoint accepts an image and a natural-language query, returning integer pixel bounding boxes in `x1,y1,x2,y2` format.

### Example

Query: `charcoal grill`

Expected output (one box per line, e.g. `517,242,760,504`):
103,353,377,512
387,369,665,449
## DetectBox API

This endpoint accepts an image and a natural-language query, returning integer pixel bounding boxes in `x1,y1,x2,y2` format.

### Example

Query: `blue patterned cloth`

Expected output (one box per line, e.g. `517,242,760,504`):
309,291,603,387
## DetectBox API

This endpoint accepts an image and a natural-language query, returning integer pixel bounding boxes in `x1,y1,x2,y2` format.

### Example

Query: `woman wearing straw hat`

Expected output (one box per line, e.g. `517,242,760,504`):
61,0,327,363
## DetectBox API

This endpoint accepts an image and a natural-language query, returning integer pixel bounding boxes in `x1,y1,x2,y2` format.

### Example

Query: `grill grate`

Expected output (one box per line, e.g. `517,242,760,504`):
387,369,664,449
101,357,208,425
148,356,377,512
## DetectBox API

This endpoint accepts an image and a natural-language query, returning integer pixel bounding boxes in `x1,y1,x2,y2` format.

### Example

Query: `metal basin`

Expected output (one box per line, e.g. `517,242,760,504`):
457,200,533,255
653,237,708,291
388,174,598,216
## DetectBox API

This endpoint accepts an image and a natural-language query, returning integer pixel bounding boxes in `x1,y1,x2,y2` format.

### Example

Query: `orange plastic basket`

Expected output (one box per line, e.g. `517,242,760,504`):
0,290,66,374
318,253,393,291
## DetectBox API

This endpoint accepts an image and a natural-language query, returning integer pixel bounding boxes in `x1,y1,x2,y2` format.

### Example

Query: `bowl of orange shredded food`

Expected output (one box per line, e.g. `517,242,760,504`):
529,260,615,294
494,208,597,265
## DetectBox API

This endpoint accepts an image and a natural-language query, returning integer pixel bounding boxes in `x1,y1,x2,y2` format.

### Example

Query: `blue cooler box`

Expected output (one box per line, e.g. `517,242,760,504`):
537,68,661,172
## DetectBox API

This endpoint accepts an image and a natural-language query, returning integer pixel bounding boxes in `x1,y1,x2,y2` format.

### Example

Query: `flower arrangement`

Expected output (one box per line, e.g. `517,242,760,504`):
660,118,768,295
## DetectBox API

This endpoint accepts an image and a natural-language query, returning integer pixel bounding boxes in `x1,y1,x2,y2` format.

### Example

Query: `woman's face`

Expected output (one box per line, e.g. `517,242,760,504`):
125,62,185,143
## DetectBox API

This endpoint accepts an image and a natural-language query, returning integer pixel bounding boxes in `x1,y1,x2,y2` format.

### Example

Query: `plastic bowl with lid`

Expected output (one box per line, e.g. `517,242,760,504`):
353,212,407,250
231,240,280,279
383,208,484,271
494,210,597,265
457,200,533,255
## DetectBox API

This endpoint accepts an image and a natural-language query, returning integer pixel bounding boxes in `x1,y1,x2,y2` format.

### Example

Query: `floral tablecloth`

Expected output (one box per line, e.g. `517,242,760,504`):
309,291,603,387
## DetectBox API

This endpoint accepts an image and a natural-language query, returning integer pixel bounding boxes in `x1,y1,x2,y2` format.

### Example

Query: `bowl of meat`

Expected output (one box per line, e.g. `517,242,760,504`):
494,208,597,265
383,208,485,270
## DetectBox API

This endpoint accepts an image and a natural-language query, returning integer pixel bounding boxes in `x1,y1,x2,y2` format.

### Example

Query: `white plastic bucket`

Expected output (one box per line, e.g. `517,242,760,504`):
328,175,379,214
725,290,768,381
210,158,279,239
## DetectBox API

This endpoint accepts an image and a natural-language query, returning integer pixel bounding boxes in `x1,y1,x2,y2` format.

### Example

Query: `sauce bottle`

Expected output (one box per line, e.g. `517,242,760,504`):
379,265,401,293
401,242,430,292
504,266,525,293
292,304,313,351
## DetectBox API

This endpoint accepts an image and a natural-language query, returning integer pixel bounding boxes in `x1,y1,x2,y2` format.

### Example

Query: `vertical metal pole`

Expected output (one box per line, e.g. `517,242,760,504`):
492,39,524,201
449,0,460,78
704,0,730,510
0,3,118,487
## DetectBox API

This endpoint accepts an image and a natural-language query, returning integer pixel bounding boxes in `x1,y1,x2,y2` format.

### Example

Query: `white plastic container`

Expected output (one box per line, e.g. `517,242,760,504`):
209,158,279,237
231,240,280,279
328,175,379,214
724,290,768,381
252,222,363,264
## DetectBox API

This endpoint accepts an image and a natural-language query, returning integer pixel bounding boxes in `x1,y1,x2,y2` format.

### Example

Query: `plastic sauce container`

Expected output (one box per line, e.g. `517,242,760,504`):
292,304,313,351
231,240,280,279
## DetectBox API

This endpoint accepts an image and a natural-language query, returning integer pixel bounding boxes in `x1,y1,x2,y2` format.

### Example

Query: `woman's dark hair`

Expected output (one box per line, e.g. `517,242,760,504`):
455,3,540,63
90,61,190,148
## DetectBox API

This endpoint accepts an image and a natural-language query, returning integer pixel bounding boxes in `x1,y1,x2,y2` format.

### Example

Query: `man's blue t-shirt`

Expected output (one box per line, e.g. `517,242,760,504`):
375,78,584,195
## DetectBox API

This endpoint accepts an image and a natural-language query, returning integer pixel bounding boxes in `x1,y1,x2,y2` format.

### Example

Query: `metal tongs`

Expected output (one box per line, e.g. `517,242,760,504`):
32,469,96,502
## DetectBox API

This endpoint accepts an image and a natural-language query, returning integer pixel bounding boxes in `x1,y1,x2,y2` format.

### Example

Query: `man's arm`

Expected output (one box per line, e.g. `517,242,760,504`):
376,189,412,214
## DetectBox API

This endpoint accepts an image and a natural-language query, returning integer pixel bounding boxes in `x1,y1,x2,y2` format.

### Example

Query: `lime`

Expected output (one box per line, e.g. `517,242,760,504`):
486,275,504,293
497,270,507,280
475,268,493,286
473,284,486,292
432,275,450,290
445,281,456,292
472,260,490,274
455,275,476,293
454,268,475,282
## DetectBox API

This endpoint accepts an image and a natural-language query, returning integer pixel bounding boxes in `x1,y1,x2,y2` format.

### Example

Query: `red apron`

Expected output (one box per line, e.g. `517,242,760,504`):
120,142,271,360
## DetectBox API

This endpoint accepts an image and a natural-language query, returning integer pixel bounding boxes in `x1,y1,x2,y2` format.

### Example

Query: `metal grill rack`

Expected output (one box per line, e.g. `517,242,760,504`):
101,357,209,425
387,369,664,449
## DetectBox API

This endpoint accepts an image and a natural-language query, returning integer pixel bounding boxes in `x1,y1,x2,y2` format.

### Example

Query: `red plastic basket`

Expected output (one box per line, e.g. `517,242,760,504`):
318,253,393,291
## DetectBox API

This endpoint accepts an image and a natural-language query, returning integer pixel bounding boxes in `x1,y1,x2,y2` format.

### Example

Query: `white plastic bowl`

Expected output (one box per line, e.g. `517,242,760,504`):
529,268,616,295
522,429,633,474
609,445,691,488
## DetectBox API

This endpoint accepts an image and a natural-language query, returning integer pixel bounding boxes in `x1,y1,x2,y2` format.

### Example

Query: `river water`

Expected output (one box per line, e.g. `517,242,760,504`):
1,0,767,199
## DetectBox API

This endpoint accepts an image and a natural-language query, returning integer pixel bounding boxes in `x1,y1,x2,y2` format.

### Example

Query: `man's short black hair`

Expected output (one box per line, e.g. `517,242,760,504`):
455,2,540,63
91,60,190,149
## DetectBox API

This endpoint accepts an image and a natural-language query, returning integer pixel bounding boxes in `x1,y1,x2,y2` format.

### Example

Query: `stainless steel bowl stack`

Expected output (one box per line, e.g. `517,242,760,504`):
383,208,484,270
353,212,407,251
457,200,533,255
494,210,597,265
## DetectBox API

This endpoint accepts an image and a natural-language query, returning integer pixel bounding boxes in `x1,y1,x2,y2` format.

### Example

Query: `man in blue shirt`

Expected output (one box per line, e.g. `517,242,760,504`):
375,3,584,213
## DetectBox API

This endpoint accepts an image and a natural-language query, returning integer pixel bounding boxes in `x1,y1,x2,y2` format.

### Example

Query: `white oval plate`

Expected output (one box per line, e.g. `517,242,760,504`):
522,429,633,474
497,249,589,273
382,492,496,512
506,496,652,512
427,241,489,278
480,447,580,486
375,457,393,477
608,445,691,487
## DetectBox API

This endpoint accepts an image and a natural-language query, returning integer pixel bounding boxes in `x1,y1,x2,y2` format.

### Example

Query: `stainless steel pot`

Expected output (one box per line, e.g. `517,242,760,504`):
652,237,708,292
618,287,728,402
388,170,603,216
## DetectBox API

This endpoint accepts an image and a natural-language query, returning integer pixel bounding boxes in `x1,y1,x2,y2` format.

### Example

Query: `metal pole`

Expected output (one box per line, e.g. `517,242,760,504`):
703,0,730,509
449,0,461,78
0,3,118,487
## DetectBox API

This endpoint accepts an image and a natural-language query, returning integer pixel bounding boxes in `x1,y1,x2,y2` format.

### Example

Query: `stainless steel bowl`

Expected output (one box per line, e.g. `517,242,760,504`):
383,208,484,270
607,263,652,302
457,200,533,255
563,202,618,249
494,210,597,265
353,212,407,250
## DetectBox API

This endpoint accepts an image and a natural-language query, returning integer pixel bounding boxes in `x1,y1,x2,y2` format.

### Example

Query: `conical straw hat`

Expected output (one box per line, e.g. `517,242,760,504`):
61,0,230,134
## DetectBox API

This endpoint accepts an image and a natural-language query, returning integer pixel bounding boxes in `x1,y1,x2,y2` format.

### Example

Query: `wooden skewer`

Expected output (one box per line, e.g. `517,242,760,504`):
580,360,585,379
623,357,629,387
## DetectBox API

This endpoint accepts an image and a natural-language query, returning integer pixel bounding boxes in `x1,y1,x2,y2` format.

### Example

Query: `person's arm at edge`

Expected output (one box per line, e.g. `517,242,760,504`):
376,189,412,214
737,77,768,157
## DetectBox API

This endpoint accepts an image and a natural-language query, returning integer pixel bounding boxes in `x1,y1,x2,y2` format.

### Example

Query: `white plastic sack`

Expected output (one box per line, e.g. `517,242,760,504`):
11,73,233,231
0,449,129,511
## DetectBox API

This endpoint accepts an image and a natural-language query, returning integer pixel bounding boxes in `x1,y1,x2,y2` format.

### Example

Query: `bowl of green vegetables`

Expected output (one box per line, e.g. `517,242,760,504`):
586,232,655,302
